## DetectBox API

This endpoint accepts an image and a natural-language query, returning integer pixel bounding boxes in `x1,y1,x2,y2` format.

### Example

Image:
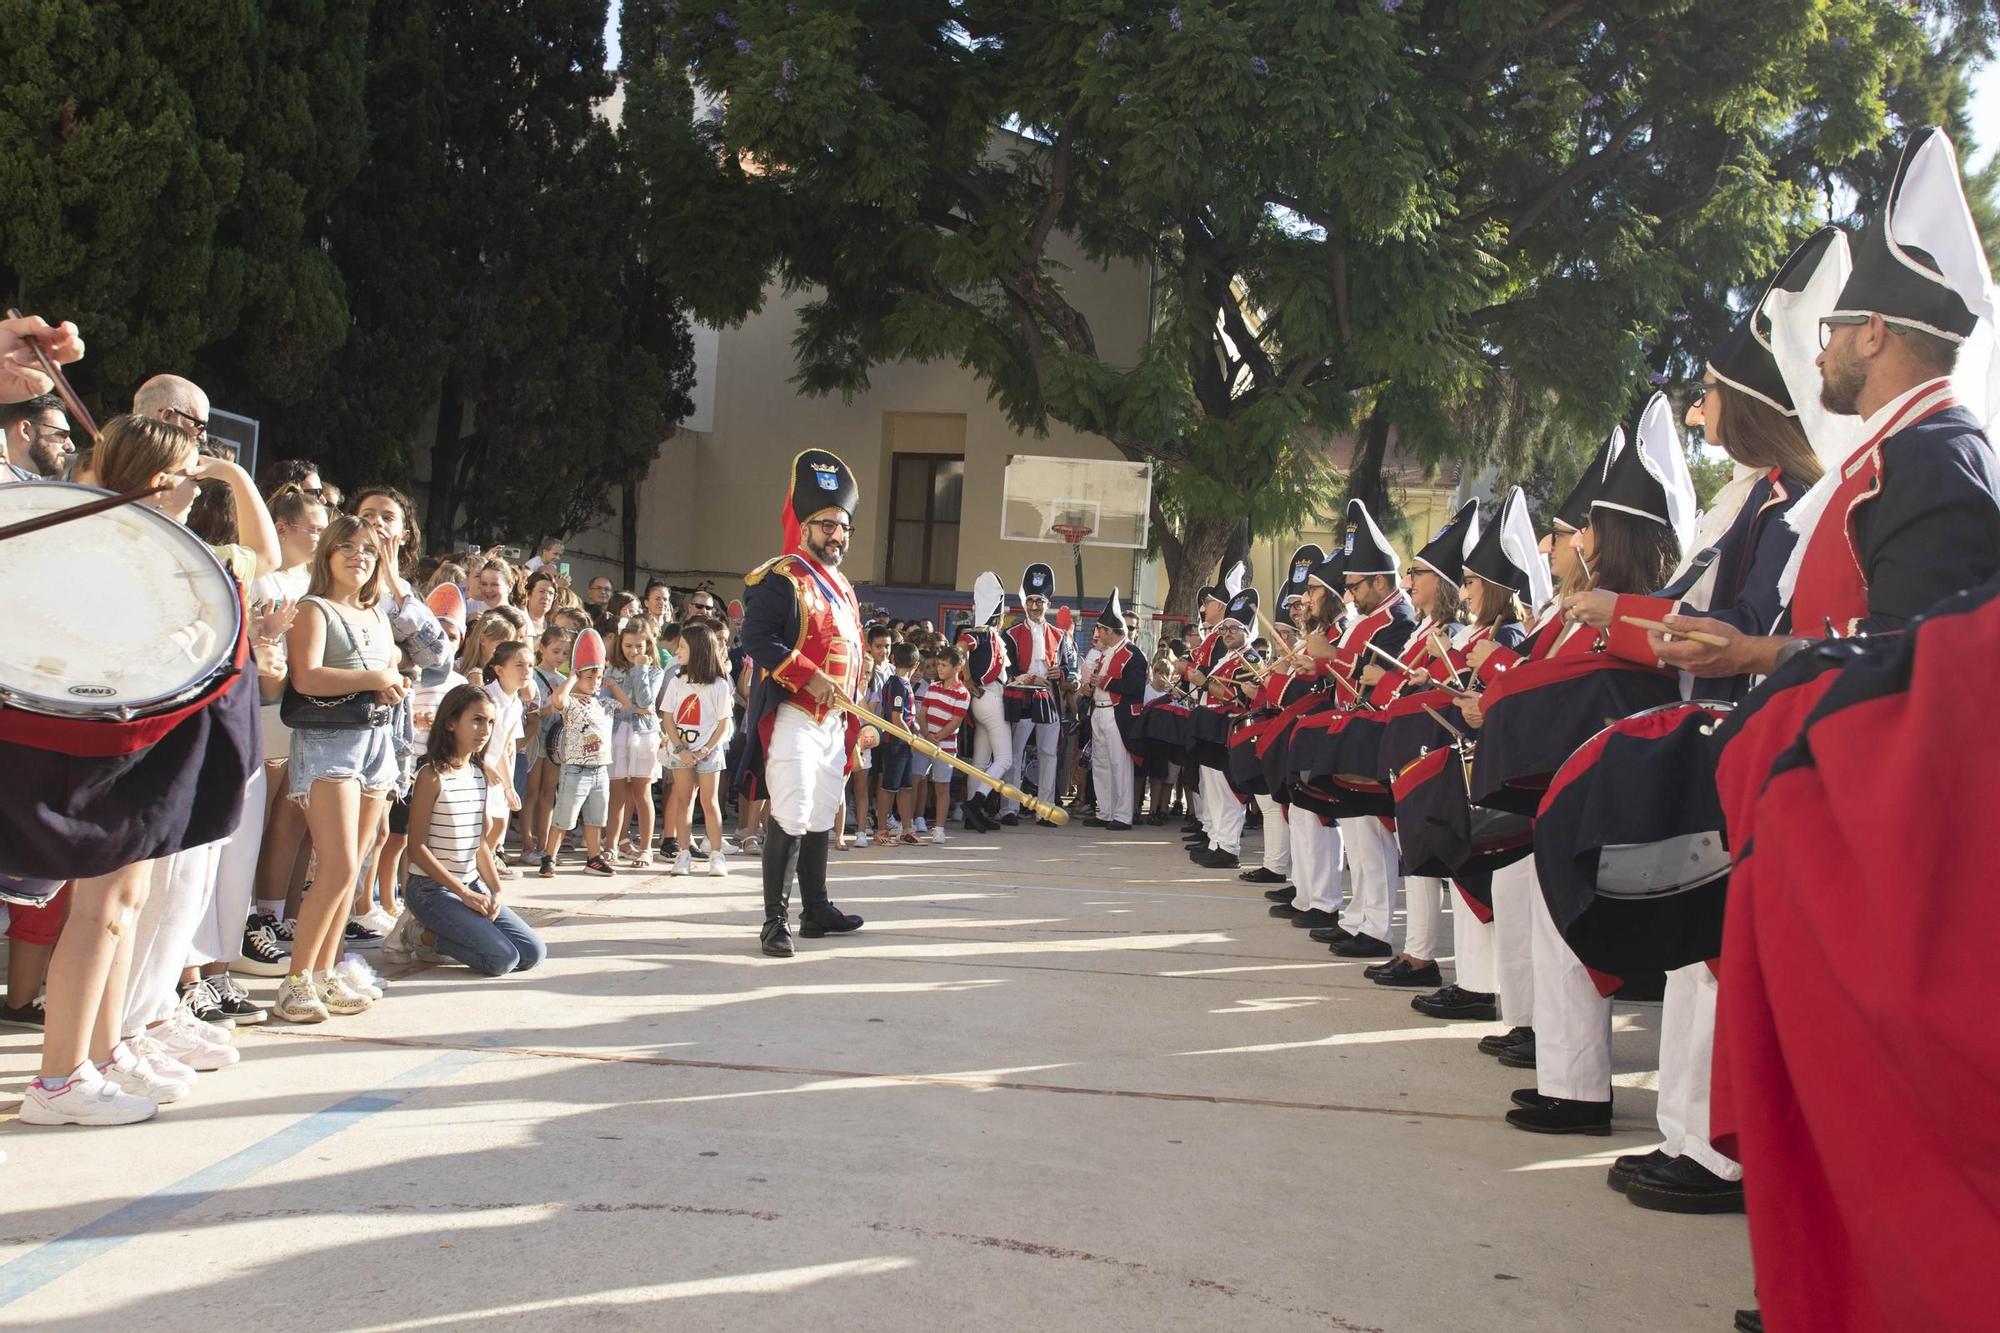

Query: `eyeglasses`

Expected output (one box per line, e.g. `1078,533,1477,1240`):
809,519,852,536
1342,580,1370,594
330,541,379,561
165,407,210,440
1818,314,1870,349
26,420,75,448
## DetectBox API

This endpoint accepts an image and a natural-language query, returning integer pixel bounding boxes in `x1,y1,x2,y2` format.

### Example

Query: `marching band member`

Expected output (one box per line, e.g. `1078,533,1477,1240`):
1188,588,1261,869
739,450,870,959
1409,487,1545,1023
1238,546,1323,890
954,572,1014,832
1271,551,1348,929
1001,562,1075,827
1082,591,1147,830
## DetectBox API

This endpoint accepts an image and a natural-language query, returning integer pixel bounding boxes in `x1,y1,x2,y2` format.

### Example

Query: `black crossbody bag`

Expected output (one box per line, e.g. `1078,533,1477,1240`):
280,596,394,730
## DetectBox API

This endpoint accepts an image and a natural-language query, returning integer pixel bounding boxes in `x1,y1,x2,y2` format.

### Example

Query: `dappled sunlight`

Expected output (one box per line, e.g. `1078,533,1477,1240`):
1178,1022,1508,1057
1159,962,1351,978
622,978,1006,1017
1510,1145,1644,1174
1204,996,1326,1016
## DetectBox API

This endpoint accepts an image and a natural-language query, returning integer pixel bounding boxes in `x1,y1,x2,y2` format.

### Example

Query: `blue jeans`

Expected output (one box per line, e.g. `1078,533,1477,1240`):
405,874,547,976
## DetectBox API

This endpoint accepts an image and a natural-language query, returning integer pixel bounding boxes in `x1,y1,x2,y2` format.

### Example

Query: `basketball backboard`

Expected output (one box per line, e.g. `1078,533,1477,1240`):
1000,454,1151,549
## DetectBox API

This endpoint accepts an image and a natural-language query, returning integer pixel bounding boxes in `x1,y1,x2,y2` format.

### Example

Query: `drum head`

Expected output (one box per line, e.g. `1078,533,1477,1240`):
0,482,242,718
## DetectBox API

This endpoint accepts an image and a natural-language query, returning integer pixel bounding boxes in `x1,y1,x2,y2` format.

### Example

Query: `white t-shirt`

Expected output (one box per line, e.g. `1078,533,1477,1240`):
661,675,733,752
411,670,468,750
249,567,311,676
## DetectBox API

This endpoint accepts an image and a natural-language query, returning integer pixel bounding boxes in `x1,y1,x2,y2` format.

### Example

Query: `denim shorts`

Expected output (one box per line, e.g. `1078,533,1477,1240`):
554,763,611,830
665,744,725,774
289,723,399,802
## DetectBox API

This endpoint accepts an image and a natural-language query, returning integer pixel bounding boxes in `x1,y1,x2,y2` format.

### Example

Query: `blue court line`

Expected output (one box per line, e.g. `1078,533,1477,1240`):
0,1043,491,1309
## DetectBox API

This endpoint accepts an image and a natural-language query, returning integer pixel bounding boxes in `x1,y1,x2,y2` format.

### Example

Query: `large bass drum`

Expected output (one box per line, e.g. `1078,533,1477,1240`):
0,482,259,879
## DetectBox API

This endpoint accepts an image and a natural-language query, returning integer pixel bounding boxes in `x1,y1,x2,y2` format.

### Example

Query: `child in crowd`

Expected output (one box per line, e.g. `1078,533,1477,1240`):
659,620,734,876
539,631,616,878
603,620,665,868
379,584,470,918
851,626,893,849
459,609,518,685
656,620,683,675
481,640,531,875
877,643,918,844
1144,656,1176,826
918,647,971,843
383,684,547,976
521,627,569,865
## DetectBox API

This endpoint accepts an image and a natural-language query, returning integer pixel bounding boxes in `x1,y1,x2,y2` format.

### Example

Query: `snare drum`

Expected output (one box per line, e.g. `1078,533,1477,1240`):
0,481,243,720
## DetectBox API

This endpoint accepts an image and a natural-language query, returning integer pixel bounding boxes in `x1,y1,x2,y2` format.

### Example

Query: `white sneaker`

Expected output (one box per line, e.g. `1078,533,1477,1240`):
619,850,654,869
101,1042,192,1103
931,826,950,843
671,849,692,876
855,830,871,847
18,1062,158,1126
130,1031,200,1084
154,1011,241,1071
914,817,929,833
708,852,728,877
174,990,236,1046
380,908,428,965
336,956,386,1001
273,974,330,1024
495,864,521,880
319,971,372,1015
355,906,399,936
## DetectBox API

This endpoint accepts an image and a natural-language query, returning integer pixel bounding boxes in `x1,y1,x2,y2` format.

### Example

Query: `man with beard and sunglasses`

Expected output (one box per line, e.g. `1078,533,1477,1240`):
737,449,870,958
0,393,74,481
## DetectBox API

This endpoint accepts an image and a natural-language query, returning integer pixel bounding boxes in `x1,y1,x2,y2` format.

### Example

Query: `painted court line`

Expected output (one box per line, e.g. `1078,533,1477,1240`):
0,1045,491,1310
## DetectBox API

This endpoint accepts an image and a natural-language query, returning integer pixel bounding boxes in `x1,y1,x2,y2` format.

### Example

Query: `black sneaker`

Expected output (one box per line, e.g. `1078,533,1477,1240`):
659,838,681,860
209,973,269,1026
538,855,555,879
237,913,291,978
344,918,384,947
0,999,45,1031
273,916,298,945
585,856,617,877
179,978,233,1028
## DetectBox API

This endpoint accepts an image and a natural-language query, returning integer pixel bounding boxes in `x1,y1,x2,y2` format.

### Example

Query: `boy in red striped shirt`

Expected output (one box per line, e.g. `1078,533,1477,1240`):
918,647,971,842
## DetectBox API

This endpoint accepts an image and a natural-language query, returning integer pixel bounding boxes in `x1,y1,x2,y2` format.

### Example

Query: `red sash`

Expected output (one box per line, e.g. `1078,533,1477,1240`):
1791,380,1957,636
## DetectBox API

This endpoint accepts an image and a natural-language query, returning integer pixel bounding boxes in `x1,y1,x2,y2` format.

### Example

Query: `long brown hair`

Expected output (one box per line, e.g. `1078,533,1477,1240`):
348,485,422,575
93,414,196,494
308,513,392,608
1465,576,1526,630
1585,510,1680,597
1710,382,1824,485
677,619,724,685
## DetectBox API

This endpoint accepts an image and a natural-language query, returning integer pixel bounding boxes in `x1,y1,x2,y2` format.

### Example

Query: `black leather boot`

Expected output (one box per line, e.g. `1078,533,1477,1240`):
761,826,800,957
796,831,863,937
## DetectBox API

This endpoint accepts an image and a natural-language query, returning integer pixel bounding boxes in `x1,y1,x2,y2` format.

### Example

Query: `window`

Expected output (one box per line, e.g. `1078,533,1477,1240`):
885,453,962,587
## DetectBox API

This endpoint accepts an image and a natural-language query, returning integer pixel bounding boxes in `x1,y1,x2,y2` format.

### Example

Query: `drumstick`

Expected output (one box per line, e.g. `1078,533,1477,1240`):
1422,703,1473,746
1616,614,1730,649
0,483,169,544
4,308,98,443
828,692,1070,825
1363,639,1420,676
1427,630,1465,689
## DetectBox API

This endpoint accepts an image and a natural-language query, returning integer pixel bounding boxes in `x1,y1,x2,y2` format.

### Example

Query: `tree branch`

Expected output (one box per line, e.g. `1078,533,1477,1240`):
1465,104,1654,235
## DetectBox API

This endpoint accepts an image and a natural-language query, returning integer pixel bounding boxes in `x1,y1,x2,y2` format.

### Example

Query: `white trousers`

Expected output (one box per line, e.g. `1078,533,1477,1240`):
194,765,265,965
1529,873,1613,1101
1004,717,1060,815
1657,962,1743,1179
766,704,850,836
1402,875,1448,961
1198,768,1245,854
966,687,1012,796
1289,812,1344,913
1451,890,1498,994
1336,816,1396,942
123,840,223,1034
1489,856,1538,1027
1255,795,1291,875
1088,707,1134,825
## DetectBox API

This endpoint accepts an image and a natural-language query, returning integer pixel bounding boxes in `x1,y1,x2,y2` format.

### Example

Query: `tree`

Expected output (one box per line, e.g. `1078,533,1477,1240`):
633,0,1992,612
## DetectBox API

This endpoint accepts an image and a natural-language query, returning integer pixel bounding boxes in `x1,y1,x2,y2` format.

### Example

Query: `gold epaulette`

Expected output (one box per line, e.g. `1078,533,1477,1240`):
743,554,800,588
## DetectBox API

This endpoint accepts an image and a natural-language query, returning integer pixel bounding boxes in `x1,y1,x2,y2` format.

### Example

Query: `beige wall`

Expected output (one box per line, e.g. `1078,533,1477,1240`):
569,230,1156,614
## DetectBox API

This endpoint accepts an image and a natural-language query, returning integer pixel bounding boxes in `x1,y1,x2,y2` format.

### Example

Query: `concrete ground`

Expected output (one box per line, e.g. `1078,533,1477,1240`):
0,818,1753,1331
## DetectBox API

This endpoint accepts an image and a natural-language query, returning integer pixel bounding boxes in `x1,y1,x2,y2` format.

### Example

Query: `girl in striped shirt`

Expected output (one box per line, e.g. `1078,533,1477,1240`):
918,647,971,842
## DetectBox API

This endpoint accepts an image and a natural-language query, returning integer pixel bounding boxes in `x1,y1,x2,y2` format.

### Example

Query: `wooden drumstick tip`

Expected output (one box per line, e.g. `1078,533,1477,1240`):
1616,614,1730,649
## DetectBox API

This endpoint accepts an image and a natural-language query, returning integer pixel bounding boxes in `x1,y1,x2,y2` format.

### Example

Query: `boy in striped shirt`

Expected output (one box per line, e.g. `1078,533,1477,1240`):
918,647,971,842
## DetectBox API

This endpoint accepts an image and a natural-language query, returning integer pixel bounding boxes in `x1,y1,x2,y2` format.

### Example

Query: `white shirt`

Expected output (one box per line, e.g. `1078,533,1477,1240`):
1023,616,1050,677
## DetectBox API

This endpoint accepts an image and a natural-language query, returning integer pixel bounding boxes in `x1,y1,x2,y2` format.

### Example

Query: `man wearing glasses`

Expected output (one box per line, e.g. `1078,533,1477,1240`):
133,374,213,450
685,591,718,618
738,449,869,958
0,393,74,481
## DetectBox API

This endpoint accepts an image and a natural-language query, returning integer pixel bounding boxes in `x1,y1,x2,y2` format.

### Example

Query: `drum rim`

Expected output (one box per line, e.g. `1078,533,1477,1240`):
0,479,243,720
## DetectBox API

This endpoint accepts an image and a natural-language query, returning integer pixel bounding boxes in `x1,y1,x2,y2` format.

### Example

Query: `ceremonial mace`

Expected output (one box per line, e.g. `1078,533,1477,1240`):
828,693,1071,825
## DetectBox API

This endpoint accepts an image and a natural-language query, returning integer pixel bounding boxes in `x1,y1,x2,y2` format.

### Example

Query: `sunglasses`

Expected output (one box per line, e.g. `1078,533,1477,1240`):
165,407,210,440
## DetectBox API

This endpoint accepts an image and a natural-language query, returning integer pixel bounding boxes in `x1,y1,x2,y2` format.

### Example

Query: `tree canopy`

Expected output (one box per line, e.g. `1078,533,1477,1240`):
637,0,1996,608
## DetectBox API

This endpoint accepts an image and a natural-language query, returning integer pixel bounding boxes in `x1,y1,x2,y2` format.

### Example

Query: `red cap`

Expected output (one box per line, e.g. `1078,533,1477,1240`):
571,627,606,674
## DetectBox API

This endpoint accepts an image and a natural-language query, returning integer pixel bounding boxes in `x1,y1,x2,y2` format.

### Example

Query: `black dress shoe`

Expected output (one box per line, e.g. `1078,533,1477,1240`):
1607,1148,1674,1194
760,920,794,958
1409,985,1499,1020
1036,817,1060,827
1238,866,1288,884
1261,887,1295,903
1511,1087,1551,1110
1372,958,1443,988
1268,901,1305,919
1496,1038,1538,1068
1194,848,1240,869
1478,1025,1533,1056
1289,908,1343,929
1104,820,1133,831
1625,1154,1746,1214
1307,923,1354,944
1332,933,1392,958
1147,812,1166,825
999,813,1020,826
1505,1096,1612,1136
1363,959,1396,980
1733,1311,1762,1333
799,904,865,938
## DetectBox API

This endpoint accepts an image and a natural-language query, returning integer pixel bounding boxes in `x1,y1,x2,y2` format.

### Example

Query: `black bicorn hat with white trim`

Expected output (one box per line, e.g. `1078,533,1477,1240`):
1221,587,1260,630
1553,426,1624,533
1195,583,1218,608
1463,486,1553,610
1340,499,1397,577
1830,127,1990,343
1020,562,1056,602
1410,499,1480,584
1592,392,1697,548
1281,543,1324,598
1306,546,1345,594
1098,588,1126,630
1709,227,1847,418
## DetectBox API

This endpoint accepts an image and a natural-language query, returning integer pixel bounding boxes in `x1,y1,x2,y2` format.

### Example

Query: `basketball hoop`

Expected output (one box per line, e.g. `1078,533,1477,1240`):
1050,522,1094,603
1050,523,1094,546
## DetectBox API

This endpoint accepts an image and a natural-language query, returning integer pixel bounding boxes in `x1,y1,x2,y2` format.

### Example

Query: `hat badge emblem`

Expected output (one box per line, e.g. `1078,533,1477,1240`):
811,463,841,490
